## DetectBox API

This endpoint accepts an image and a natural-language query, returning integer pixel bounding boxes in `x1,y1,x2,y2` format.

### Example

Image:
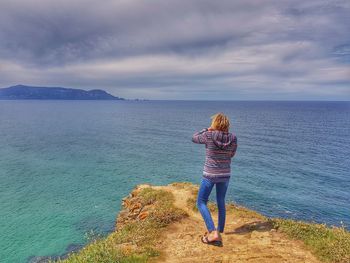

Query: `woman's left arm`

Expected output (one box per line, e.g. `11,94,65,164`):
230,136,238,157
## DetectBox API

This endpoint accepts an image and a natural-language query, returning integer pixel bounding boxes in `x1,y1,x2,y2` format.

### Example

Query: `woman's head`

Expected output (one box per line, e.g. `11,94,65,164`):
210,112,230,132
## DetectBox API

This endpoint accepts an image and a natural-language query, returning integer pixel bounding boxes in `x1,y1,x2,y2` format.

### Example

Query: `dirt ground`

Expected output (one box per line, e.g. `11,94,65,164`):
138,183,320,263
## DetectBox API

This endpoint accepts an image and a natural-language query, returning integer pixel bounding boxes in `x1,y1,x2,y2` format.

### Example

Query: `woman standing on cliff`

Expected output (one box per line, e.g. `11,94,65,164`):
192,112,238,246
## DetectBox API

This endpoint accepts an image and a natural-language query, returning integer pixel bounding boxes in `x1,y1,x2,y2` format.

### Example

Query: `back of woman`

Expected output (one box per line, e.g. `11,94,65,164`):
192,112,238,246
203,130,237,183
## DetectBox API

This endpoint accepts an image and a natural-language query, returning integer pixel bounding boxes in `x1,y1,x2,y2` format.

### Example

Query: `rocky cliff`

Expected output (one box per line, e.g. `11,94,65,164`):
59,182,349,263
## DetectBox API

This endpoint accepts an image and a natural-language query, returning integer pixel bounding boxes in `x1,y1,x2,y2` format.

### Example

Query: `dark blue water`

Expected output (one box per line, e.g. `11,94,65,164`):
0,100,349,262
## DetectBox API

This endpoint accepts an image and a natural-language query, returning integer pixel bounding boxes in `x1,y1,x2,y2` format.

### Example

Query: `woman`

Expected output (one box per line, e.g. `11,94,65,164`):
192,112,238,246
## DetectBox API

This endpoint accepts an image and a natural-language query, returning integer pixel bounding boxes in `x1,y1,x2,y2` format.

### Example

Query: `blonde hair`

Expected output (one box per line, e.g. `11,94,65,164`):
210,112,230,132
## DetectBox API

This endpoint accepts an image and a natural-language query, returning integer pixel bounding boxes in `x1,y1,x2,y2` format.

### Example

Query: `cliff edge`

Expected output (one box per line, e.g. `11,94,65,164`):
59,182,349,263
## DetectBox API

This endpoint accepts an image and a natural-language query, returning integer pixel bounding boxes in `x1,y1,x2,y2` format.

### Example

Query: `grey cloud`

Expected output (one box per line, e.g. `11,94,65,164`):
0,0,349,99
1,0,347,65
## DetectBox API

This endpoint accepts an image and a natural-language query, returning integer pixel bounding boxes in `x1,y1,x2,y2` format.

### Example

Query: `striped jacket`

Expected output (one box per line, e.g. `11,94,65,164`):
192,128,237,183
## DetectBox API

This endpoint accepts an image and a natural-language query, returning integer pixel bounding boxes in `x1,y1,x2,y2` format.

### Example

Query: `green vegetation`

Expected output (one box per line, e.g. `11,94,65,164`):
271,219,350,263
53,187,188,263
185,185,199,212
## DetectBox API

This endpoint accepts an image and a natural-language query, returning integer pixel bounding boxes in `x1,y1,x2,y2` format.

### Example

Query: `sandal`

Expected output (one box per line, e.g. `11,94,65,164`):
201,233,223,247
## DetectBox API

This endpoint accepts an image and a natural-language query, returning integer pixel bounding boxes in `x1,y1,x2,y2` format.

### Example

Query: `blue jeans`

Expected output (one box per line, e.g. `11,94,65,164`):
196,177,229,233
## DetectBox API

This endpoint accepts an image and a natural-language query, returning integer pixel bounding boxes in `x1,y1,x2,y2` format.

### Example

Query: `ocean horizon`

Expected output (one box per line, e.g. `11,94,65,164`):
1,100,349,262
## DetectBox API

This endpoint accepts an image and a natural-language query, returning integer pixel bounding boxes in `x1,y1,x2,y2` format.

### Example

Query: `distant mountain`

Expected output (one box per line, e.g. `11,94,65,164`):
0,85,124,100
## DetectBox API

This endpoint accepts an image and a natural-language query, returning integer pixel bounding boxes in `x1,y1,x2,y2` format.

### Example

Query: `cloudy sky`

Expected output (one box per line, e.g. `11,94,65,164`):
0,0,349,100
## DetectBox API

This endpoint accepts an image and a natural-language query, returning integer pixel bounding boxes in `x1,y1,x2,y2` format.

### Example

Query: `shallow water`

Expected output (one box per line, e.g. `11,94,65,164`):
0,100,349,262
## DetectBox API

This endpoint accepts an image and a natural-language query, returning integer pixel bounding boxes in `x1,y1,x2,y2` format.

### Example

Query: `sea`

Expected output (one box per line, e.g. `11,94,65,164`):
0,100,349,263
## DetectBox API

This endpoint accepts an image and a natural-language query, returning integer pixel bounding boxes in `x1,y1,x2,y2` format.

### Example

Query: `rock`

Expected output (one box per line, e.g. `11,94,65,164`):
138,211,149,220
115,187,158,230
130,202,142,212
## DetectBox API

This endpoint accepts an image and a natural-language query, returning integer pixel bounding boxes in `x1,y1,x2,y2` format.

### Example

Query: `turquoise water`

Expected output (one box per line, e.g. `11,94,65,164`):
0,100,349,262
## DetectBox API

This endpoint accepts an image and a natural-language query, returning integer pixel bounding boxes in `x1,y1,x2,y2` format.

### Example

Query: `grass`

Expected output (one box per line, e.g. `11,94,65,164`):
271,219,350,263
52,187,188,263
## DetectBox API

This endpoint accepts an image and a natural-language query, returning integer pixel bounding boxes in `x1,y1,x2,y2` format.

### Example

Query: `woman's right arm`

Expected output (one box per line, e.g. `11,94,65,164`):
192,128,208,144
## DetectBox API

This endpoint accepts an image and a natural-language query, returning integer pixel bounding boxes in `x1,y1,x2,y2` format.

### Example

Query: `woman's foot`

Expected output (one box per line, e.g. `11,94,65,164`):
207,230,221,241
201,230,223,246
